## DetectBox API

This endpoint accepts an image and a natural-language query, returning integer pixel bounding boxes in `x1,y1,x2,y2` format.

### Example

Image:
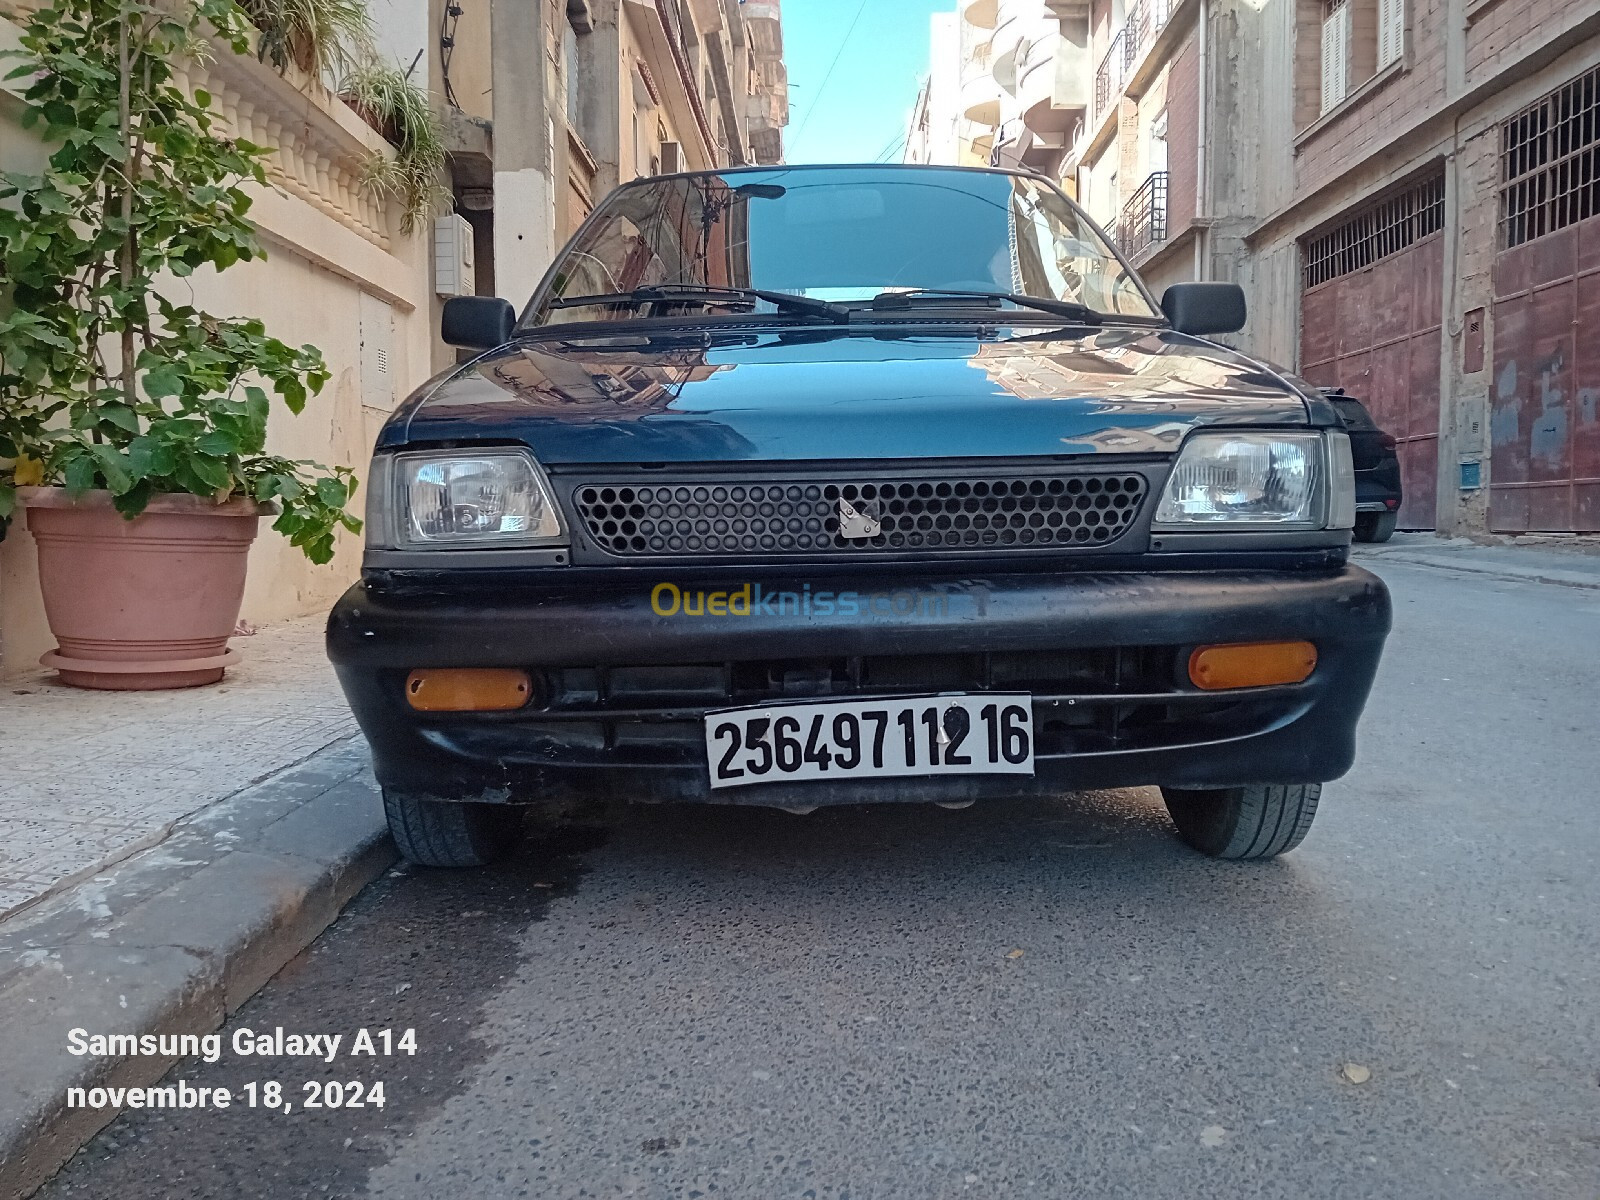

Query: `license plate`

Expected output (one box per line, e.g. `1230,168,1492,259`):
705,694,1035,790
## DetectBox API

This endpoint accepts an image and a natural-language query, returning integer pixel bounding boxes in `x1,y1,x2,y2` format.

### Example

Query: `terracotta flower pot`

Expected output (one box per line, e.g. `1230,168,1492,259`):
19,487,265,690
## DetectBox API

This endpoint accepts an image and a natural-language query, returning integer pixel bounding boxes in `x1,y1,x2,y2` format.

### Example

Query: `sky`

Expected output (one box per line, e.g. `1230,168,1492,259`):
781,0,953,166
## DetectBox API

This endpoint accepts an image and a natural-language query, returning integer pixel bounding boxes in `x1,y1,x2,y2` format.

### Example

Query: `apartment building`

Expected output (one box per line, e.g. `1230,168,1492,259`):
1069,0,1204,300
905,0,1089,173
913,0,1600,538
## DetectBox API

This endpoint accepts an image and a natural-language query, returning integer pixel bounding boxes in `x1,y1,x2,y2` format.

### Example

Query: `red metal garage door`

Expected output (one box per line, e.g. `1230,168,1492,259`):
1488,66,1600,533
1298,174,1445,531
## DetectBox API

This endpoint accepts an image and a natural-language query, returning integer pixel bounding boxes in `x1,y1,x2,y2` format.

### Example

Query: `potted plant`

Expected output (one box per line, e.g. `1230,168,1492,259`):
340,57,447,234
241,0,372,79
0,0,360,689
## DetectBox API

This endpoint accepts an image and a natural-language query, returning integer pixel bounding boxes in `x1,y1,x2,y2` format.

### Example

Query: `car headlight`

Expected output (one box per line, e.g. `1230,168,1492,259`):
366,450,567,548
1154,431,1352,529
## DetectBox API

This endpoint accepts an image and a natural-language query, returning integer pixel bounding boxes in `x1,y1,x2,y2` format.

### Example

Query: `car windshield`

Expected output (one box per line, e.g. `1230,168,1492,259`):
522,165,1158,327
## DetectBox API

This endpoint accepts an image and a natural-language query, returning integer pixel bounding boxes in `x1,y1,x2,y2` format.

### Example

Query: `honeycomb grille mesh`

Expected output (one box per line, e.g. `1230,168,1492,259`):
572,472,1148,558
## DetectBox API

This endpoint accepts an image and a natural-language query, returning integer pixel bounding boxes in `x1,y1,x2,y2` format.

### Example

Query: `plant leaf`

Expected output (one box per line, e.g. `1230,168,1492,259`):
315,476,348,508
63,454,97,495
12,456,46,487
195,429,239,457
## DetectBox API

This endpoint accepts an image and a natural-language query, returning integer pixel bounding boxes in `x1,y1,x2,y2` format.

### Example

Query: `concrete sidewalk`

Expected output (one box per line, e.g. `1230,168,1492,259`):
1354,532,1600,590
0,615,393,1196
0,616,359,918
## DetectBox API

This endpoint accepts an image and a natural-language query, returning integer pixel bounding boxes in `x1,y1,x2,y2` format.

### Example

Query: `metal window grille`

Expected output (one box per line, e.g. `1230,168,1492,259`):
1499,64,1600,250
1302,172,1445,289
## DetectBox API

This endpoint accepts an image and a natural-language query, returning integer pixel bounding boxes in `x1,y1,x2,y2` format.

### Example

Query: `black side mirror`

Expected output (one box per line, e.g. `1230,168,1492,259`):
1161,283,1247,337
441,296,516,349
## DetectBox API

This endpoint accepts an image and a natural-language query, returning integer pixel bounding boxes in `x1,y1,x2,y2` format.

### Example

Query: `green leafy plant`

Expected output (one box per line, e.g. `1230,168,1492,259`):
0,0,360,564
341,56,447,234
241,0,373,79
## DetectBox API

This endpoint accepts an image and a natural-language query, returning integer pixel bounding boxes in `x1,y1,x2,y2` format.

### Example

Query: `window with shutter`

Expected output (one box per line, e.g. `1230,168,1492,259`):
1321,0,1351,114
1377,0,1404,69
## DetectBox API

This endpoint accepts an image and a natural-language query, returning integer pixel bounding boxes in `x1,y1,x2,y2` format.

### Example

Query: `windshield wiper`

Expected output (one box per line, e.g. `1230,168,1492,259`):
551,284,850,324
870,288,1102,326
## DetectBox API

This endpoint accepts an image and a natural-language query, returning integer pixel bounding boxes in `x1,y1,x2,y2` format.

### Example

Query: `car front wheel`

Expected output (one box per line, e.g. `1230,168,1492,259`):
382,788,523,868
1160,783,1322,860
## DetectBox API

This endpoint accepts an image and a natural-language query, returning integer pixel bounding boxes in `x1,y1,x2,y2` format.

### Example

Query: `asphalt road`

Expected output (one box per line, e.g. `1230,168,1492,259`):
38,557,1600,1200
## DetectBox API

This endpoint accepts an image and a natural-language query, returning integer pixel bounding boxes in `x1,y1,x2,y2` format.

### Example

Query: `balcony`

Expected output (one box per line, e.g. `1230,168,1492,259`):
1122,0,1174,72
1017,29,1062,113
961,28,1001,126
743,0,784,61
1118,171,1168,260
962,0,999,31
989,0,1027,92
1093,28,1127,123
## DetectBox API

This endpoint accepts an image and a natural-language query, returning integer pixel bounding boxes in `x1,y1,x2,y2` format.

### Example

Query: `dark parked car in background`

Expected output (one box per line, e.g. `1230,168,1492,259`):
1321,389,1402,543
327,164,1392,870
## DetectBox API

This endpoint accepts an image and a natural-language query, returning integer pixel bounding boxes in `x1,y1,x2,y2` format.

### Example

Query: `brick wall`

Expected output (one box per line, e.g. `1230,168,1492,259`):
1166,30,1199,242
1293,0,1449,202
1091,0,1113,63
1465,0,1599,82
1290,0,1325,133
1117,95,1141,218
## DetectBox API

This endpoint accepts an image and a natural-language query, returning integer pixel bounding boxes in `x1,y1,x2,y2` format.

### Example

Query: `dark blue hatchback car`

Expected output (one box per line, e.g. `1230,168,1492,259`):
327,164,1391,868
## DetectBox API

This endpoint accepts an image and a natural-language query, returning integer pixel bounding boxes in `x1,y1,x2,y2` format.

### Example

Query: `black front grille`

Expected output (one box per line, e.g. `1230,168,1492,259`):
571,469,1149,559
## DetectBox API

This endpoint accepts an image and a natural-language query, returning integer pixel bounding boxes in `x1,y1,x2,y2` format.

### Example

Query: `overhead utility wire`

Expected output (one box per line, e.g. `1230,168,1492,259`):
789,0,872,154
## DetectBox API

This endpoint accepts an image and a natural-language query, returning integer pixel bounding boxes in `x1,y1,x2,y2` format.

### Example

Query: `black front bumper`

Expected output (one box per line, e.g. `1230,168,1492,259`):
326,565,1391,806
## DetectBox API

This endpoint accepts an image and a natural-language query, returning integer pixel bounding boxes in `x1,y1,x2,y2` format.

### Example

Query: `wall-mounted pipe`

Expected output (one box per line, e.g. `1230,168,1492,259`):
1193,0,1210,281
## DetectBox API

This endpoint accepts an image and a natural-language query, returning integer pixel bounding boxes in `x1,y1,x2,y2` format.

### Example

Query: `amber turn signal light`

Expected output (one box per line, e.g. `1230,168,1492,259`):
1188,641,1318,691
406,669,533,711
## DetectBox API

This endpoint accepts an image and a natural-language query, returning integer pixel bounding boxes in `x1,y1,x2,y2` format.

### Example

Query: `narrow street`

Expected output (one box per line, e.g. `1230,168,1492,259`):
37,553,1600,1200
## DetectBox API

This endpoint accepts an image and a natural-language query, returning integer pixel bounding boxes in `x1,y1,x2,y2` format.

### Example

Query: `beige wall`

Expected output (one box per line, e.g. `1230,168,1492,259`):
434,0,493,123
0,17,436,678
621,4,697,178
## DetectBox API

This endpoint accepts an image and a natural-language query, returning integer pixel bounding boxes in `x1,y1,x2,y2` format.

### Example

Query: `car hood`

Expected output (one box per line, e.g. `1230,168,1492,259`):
384,325,1313,463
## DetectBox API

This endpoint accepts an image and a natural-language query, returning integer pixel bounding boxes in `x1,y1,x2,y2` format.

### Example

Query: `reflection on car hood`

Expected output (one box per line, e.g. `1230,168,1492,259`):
383,325,1313,463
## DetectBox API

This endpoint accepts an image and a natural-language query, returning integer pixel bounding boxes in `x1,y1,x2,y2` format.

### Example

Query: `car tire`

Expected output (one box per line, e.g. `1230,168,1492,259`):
1159,783,1322,860
1354,512,1398,543
382,788,523,868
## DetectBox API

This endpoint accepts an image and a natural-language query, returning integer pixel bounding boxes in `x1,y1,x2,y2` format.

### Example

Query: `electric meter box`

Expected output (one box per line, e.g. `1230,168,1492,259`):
434,213,476,298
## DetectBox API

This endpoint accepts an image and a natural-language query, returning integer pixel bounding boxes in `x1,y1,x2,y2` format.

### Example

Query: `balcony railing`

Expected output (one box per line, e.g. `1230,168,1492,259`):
1118,171,1169,260
1090,0,1175,128
1122,0,1175,72
1094,27,1126,122
660,0,689,56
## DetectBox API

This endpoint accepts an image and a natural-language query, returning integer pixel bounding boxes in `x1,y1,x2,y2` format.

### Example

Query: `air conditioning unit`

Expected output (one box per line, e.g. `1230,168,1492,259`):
433,213,475,298
660,140,683,174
